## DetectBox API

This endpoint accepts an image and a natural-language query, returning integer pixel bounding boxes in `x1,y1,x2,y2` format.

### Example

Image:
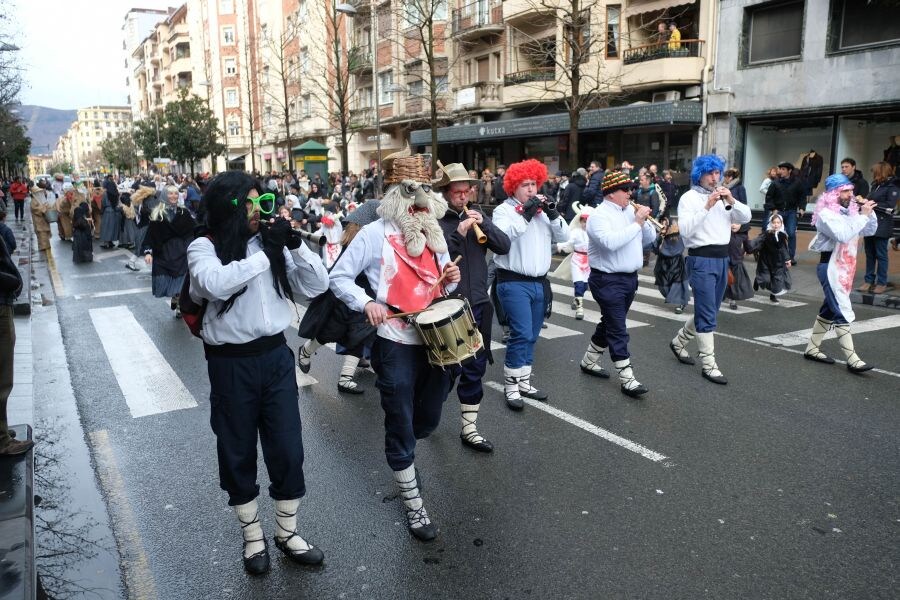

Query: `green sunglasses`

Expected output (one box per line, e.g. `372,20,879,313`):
232,192,277,215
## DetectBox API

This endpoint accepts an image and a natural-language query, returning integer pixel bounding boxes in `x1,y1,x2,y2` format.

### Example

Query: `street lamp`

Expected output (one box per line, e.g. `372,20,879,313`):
336,0,384,199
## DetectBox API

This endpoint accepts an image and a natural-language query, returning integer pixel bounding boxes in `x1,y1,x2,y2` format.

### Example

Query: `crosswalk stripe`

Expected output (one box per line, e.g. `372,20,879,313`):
550,300,649,329
89,306,197,417
74,287,152,300
539,320,582,339
637,273,805,308
93,249,137,262
484,381,673,466
754,314,900,346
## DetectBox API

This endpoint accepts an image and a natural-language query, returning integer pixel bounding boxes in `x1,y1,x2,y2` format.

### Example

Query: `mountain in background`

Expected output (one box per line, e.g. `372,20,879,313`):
18,105,77,155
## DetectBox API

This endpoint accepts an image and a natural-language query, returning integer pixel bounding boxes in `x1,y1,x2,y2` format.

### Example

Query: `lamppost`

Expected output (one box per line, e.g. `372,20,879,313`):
336,0,383,199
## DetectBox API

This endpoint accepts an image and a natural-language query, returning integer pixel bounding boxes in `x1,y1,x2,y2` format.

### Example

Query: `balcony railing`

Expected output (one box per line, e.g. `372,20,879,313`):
451,0,503,37
503,67,555,86
455,81,503,110
349,106,373,127
348,46,372,73
622,39,704,65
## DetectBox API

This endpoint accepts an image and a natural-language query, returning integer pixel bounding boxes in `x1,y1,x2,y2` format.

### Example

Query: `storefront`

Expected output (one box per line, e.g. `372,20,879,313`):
409,101,703,177
739,104,900,210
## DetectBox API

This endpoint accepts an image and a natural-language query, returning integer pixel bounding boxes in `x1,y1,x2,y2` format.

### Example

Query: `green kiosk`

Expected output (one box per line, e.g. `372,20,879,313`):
292,140,330,180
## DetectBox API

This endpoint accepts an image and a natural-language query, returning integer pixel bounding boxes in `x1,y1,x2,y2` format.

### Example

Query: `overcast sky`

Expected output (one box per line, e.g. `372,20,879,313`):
12,0,177,110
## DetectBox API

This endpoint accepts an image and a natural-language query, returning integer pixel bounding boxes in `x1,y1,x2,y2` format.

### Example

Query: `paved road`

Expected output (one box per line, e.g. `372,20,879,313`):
39,235,899,599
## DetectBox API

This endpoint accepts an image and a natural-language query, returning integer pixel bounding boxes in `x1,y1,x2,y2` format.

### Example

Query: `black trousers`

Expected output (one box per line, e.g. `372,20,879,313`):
588,270,638,362
371,336,452,471
207,343,305,506
450,302,488,405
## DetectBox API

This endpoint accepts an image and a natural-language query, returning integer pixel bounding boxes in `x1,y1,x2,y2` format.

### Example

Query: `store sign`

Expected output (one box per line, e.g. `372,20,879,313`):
366,133,392,143
303,155,329,161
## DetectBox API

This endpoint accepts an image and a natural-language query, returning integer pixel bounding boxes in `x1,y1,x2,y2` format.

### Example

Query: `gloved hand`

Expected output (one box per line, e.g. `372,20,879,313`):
262,217,291,255
544,203,560,221
285,229,302,250
520,197,542,222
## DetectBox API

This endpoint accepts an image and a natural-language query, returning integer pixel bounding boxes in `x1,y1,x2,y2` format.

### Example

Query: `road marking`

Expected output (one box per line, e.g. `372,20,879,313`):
635,273,805,308
550,299,648,329
754,315,900,346
485,381,673,466
94,248,137,262
88,430,158,599
539,320,581,339
490,340,505,351
70,269,135,279
713,330,900,379
45,247,65,297
89,306,197,417
75,287,151,300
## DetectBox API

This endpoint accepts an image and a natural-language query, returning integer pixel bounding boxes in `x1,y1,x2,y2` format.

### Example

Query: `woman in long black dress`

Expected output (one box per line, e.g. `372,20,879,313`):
72,199,94,263
142,185,195,317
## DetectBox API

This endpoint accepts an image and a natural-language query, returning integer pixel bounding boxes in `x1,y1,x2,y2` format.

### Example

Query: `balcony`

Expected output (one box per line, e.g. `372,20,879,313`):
349,106,374,127
451,0,503,41
454,81,503,112
621,40,705,91
503,67,555,86
503,0,558,25
348,46,372,73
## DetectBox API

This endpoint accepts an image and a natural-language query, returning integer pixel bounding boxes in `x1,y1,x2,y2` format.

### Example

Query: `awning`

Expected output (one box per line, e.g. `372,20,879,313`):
622,0,695,19
227,153,247,162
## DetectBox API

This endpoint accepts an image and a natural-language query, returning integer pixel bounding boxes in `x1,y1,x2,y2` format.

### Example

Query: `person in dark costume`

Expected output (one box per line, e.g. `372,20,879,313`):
71,198,94,263
142,185,196,318
653,218,690,313
749,212,792,302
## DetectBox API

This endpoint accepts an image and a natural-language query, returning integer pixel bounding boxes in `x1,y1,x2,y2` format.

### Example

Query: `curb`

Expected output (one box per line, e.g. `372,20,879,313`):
12,214,32,316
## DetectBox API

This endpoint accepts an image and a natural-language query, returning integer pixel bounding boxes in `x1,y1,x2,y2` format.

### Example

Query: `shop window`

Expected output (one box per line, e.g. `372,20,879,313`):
828,0,900,52
606,5,620,58
743,1,804,65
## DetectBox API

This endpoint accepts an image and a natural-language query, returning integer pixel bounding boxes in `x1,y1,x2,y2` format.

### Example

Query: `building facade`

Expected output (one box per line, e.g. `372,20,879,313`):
706,0,900,209
410,0,714,183
123,8,172,122
53,106,132,174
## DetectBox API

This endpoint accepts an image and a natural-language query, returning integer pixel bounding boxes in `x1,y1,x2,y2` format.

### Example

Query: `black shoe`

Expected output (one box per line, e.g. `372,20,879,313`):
460,432,494,453
621,383,648,398
520,387,548,401
242,539,270,575
505,395,524,411
803,352,835,365
337,381,364,395
669,341,695,365
769,294,779,304
702,370,728,385
579,364,610,378
847,362,874,374
273,534,325,565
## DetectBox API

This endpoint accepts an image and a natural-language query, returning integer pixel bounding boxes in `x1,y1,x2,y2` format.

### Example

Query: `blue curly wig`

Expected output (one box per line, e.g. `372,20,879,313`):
690,154,726,185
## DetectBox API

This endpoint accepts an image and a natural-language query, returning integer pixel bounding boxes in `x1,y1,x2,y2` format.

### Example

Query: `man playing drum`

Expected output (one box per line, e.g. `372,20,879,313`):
436,162,511,453
579,171,656,397
330,148,460,542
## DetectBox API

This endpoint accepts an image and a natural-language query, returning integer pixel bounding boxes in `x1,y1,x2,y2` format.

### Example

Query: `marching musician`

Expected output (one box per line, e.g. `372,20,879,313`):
669,155,751,384
329,149,460,542
579,171,656,397
491,159,569,410
186,171,329,575
436,162,511,453
803,174,877,371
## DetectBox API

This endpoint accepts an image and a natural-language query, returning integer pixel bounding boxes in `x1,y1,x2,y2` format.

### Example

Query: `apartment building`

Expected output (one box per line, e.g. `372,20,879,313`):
123,8,171,122
53,106,133,173
343,0,453,174
407,0,713,180
707,0,900,209
27,154,53,179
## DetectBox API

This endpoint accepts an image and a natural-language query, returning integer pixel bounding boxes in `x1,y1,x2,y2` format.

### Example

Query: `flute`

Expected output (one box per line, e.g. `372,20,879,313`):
855,195,894,216
466,202,488,244
629,201,666,231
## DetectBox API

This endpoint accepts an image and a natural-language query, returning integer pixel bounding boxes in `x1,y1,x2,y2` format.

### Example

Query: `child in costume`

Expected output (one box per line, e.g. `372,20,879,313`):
749,212,792,302
555,208,593,319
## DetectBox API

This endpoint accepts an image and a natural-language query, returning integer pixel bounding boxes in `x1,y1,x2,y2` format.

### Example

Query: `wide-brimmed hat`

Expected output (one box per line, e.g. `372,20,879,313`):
432,161,479,189
601,171,636,194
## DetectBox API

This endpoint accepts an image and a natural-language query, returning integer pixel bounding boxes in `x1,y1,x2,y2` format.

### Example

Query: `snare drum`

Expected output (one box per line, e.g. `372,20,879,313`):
413,297,483,367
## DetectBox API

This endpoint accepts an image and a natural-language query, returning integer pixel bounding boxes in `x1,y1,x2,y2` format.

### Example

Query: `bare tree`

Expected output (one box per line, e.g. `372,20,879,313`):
257,12,304,172
240,8,258,172
390,0,453,170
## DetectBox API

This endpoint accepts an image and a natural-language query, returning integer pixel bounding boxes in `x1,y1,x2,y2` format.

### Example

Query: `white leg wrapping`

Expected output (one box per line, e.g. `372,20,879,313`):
235,500,265,558
460,403,485,445
503,365,524,404
804,316,833,360
274,499,314,553
575,297,584,320
518,365,537,394
671,317,697,360
298,339,321,369
580,341,609,376
834,324,868,370
393,464,430,529
614,359,642,392
696,332,725,379
339,355,360,390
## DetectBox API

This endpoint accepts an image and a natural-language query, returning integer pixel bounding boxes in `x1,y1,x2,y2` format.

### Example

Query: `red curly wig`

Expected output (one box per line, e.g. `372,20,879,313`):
503,159,548,196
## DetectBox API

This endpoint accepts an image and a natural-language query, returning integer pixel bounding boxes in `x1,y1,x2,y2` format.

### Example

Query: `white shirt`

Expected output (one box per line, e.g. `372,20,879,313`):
809,210,877,252
491,199,570,277
586,200,656,273
329,220,456,345
187,236,329,345
678,187,752,249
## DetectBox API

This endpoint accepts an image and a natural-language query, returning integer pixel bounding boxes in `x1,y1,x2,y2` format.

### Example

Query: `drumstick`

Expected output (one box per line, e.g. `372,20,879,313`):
428,256,462,294
386,309,424,320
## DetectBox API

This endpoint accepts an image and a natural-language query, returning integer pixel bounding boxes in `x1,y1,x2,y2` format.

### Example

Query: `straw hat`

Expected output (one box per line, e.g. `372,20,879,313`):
382,145,432,185
432,161,479,189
